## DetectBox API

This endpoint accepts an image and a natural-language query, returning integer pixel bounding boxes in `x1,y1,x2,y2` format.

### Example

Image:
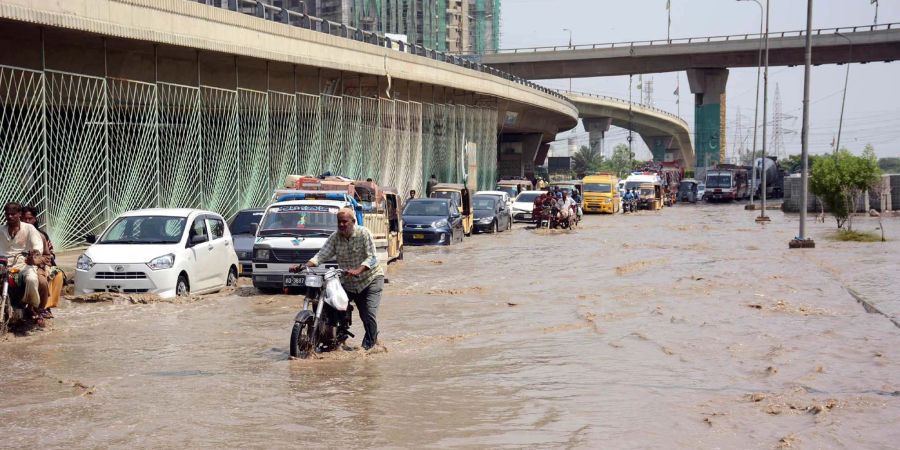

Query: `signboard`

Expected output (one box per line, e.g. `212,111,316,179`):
547,157,572,174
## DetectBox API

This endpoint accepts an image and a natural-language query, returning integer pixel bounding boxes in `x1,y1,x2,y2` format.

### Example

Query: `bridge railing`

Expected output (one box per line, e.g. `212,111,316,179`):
478,22,899,55
193,0,569,102
561,91,689,128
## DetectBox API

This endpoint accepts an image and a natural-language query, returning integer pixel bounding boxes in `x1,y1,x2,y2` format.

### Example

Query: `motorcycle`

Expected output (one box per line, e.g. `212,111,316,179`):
622,198,637,214
1,252,35,335
288,266,354,359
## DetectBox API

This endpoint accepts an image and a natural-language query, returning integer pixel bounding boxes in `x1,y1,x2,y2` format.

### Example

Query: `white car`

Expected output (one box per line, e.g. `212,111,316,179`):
511,190,545,222
74,209,239,298
697,182,707,201
475,190,513,222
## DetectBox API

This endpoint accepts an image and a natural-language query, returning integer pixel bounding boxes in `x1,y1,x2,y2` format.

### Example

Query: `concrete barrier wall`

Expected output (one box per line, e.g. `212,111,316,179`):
783,174,896,213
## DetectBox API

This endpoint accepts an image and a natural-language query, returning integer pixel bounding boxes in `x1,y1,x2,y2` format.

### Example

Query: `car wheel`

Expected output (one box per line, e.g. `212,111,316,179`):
226,267,238,287
176,274,190,297
490,220,498,233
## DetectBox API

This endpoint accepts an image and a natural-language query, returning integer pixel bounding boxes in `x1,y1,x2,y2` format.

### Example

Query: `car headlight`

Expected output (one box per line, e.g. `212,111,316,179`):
255,248,270,261
478,217,494,223
76,254,93,271
432,219,449,228
147,254,175,270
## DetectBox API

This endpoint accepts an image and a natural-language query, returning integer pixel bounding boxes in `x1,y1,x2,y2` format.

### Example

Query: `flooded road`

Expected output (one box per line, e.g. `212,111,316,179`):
2,203,898,449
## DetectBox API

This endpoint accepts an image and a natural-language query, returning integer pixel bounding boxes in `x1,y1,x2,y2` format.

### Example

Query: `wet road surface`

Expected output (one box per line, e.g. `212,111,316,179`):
2,203,898,449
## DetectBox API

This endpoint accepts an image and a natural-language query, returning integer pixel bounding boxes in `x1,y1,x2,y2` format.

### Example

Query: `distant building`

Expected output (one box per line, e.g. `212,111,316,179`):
302,0,500,54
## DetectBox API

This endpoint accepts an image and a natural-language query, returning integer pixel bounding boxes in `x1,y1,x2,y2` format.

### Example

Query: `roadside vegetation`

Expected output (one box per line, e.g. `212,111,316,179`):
829,229,884,242
810,145,881,231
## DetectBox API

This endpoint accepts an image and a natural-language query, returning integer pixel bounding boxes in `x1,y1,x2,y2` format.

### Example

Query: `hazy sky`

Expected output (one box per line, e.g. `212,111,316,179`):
500,0,900,160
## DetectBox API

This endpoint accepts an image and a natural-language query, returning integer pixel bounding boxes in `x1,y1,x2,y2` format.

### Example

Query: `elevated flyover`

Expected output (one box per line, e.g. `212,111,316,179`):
565,92,694,170
479,23,900,170
0,0,577,249
479,23,900,78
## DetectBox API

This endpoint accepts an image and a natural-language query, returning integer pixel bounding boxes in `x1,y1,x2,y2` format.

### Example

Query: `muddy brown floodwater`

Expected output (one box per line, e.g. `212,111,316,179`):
2,203,899,449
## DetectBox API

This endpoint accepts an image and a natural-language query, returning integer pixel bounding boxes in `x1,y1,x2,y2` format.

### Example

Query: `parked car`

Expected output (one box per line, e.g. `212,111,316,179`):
474,190,513,224
697,182,706,201
74,209,239,298
510,190,545,222
473,195,512,233
401,198,464,245
229,208,265,275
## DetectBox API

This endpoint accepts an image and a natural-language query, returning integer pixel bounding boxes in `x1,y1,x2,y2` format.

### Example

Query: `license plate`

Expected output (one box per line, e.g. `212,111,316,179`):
283,274,305,287
413,233,425,239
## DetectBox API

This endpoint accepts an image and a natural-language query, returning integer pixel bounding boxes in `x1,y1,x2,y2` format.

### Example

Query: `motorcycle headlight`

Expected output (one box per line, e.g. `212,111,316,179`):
255,248,270,261
76,254,93,271
432,219,449,229
147,254,175,270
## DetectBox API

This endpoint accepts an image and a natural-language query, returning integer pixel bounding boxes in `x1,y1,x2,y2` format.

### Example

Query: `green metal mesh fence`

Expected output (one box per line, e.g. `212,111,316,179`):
0,66,498,250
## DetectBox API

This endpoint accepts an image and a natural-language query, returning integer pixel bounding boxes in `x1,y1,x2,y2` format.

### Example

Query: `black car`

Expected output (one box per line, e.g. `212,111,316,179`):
472,195,511,233
401,198,464,245
229,208,265,274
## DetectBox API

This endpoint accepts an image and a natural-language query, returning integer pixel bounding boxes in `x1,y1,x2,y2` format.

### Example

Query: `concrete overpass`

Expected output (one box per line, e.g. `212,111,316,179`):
0,0,577,249
564,92,694,171
479,23,900,170
479,24,900,78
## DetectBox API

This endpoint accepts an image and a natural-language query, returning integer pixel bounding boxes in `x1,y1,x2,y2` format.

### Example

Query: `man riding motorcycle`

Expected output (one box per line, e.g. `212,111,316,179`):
556,191,576,228
1,202,46,323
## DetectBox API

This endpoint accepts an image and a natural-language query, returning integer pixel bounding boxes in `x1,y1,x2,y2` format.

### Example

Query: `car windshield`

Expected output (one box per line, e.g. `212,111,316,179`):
258,205,338,236
496,186,517,197
404,201,449,216
99,215,187,244
473,197,497,210
431,190,461,205
229,210,264,234
706,174,732,188
516,193,540,203
584,183,611,193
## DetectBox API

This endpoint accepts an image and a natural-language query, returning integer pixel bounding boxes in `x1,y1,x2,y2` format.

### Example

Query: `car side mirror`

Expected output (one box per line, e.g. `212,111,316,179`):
249,222,259,236
450,211,461,219
189,234,207,246
85,234,97,244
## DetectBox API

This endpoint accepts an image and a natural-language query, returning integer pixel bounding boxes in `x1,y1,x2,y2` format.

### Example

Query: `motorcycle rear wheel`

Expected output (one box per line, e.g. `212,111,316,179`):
290,320,316,359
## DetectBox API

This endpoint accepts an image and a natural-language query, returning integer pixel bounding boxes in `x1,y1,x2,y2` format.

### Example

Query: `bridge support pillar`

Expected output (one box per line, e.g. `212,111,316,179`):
583,117,611,155
687,68,728,170
498,133,544,180
641,136,673,162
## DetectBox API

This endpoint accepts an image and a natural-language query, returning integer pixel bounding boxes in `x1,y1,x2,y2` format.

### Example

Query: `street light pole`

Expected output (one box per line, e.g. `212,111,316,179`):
834,32,852,154
738,0,764,210
563,28,573,92
791,0,815,248
756,0,771,222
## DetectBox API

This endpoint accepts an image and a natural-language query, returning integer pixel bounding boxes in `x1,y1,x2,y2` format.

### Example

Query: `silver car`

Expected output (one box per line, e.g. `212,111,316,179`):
229,208,265,275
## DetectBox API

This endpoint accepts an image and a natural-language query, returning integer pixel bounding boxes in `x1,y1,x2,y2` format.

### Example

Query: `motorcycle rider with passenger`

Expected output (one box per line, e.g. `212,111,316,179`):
1,202,47,324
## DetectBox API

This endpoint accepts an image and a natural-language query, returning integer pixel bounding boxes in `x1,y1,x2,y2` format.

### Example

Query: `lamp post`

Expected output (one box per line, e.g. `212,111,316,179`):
755,0,771,222
738,0,764,210
563,28,573,92
790,0,815,248
834,32,852,154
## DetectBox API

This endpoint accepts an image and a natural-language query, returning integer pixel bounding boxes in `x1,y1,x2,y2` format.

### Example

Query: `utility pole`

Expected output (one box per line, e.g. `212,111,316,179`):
738,0,764,210
563,28,573,92
791,0,815,248
834,32,852,154
756,0,771,222
872,0,879,25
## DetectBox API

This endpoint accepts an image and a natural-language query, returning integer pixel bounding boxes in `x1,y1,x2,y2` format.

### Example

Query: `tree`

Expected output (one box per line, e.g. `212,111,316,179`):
878,157,900,174
607,143,635,178
571,145,603,176
810,146,881,231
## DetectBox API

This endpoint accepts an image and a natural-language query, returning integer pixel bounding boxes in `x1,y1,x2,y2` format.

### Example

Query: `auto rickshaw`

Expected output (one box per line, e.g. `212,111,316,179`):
678,178,700,203
429,183,473,236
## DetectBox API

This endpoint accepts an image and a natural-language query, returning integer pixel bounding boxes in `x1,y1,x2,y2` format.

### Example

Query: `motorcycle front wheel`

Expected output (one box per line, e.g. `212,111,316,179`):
290,320,317,359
